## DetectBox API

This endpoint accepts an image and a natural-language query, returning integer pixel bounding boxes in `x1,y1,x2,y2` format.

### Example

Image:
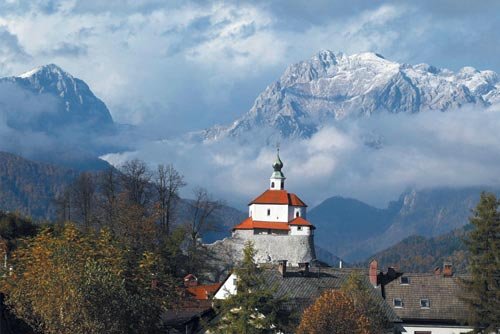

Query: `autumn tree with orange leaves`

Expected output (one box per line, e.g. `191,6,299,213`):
1,224,174,334
296,289,372,334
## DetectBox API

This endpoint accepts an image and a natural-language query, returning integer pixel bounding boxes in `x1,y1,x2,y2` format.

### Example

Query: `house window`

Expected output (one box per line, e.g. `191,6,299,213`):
420,299,430,308
393,298,403,308
267,209,271,216
400,276,410,285
233,278,237,286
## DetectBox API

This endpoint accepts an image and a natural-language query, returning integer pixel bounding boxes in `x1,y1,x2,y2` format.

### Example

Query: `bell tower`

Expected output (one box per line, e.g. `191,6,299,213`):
270,148,285,190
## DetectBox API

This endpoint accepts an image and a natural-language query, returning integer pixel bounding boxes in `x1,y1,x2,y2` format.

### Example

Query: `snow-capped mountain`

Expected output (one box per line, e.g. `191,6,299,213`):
1,64,114,132
0,64,118,169
200,50,500,142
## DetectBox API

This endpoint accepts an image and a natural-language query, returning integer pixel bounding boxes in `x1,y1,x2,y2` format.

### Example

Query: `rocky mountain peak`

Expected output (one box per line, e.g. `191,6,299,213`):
199,50,500,143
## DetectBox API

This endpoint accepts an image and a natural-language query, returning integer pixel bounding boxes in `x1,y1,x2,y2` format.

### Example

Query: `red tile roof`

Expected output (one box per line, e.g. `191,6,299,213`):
232,217,291,231
289,217,315,229
186,283,223,300
249,190,307,207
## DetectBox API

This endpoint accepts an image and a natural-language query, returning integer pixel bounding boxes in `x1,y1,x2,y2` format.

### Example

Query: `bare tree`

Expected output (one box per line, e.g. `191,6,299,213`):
54,188,72,223
186,188,223,274
119,159,151,208
72,172,96,229
98,167,120,230
154,164,186,236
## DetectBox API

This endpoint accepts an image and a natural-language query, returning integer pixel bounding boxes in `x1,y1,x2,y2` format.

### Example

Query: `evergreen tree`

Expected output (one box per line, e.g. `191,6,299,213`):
214,242,289,333
463,192,500,332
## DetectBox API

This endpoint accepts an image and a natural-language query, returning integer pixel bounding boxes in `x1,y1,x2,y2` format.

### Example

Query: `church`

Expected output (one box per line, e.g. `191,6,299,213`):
216,150,316,266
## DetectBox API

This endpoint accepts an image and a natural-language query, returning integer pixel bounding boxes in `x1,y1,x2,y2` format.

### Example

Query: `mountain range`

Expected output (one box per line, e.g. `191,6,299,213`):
199,50,500,142
308,187,496,262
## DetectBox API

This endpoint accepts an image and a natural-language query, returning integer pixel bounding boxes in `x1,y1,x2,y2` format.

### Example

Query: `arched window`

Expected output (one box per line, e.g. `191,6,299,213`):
271,182,275,188
296,211,300,218
267,209,271,216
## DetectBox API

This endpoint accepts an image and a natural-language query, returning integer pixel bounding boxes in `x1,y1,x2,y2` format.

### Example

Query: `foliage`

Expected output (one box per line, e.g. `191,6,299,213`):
462,192,500,332
0,224,172,334
214,242,290,333
296,289,371,334
341,271,391,333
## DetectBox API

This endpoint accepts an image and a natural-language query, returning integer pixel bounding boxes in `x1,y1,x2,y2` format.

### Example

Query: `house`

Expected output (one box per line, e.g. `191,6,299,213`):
374,261,474,334
162,275,221,333
213,261,401,332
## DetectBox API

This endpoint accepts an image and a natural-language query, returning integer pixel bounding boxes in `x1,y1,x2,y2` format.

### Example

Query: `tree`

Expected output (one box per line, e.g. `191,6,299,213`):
120,159,151,208
341,271,391,333
71,172,96,229
154,164,186,236
186,188,222,274
296,289,371,334
1,224,170,334
463,192,500,332
214,242,289,333
97,167,120,231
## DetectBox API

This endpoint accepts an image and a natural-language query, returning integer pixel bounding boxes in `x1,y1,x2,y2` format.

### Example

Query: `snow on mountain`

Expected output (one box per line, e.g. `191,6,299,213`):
199,50,500,142
1,64,114,131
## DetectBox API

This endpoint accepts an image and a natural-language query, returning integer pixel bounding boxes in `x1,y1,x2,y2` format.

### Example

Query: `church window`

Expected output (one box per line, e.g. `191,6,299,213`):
297,226,302,231
267,209,270,216
280,182,284,189
271,182,275,188
296,211,300,218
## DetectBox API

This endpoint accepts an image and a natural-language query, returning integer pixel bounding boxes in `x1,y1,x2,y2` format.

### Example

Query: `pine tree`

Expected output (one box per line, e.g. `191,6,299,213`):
213,242,289,333
463,192,500,332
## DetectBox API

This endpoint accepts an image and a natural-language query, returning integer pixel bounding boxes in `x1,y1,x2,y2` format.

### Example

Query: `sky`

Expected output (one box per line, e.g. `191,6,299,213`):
1,0,500,209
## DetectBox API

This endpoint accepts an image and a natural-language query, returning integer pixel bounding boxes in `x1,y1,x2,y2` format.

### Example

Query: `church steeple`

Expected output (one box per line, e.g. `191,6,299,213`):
270,148,285,190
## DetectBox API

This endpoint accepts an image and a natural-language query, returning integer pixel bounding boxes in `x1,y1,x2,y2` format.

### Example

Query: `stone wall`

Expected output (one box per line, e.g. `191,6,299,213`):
206,230,316,267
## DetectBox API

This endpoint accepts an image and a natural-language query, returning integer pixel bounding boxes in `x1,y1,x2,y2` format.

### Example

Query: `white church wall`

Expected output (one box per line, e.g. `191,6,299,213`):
288,206,306,221
290,225,311,236
251,204,289,222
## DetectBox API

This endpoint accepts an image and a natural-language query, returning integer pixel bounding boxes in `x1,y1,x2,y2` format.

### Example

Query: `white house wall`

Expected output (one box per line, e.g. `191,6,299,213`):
214,273,237,300
401,324,474,334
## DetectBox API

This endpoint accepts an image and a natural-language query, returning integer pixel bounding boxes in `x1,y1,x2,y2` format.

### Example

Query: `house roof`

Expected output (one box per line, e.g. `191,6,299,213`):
249,190,307,207
288,217,315,229
232,217,291,231
187,283,223,300
383,273,471,324
255,266,400,323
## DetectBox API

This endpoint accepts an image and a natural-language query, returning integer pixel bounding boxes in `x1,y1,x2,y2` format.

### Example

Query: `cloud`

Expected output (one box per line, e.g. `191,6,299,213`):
102,104,500,209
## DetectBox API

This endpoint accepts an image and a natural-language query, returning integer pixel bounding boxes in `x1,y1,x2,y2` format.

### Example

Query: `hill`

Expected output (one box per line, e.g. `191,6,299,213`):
360,226,470,273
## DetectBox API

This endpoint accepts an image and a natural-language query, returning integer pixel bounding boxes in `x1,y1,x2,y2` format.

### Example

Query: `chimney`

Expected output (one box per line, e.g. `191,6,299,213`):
443,262,453,277
278,260,287,277
369,260,378,287
299,262,310,274
434,267,441,276
183,274,198,287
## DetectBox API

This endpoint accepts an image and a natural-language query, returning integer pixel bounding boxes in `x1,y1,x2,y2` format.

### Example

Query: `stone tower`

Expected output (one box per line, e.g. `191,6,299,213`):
231,149,316,266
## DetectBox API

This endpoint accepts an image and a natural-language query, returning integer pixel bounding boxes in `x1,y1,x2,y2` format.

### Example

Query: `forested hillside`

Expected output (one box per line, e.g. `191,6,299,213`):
360,226,470,273
0,151,77,219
